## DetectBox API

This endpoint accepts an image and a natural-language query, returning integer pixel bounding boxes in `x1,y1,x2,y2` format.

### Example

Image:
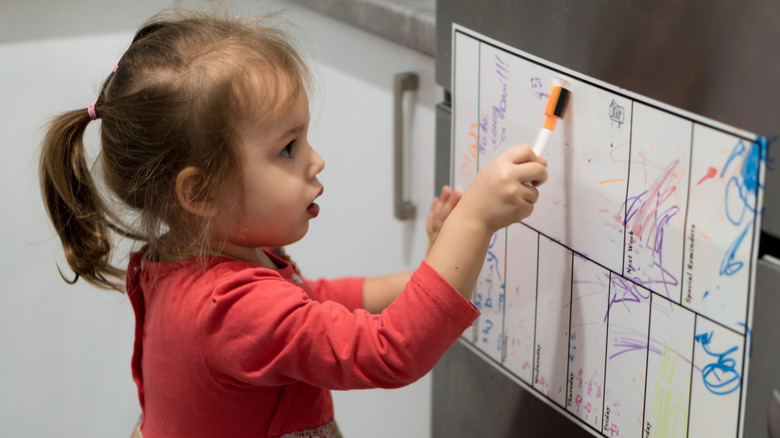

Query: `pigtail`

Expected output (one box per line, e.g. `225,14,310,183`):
39,108,125,291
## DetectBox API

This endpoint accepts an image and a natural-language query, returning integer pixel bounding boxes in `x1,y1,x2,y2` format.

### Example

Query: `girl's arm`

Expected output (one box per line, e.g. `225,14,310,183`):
363,272,414,314
363,186,462,314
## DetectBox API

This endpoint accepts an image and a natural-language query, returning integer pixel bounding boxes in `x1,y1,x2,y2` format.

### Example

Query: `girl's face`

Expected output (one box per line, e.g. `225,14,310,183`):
212,90,324,262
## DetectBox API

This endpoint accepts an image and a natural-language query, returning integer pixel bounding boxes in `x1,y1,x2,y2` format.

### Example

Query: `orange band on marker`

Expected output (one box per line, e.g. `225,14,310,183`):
533,79,571,156
545,86,563,117
541,85,571,131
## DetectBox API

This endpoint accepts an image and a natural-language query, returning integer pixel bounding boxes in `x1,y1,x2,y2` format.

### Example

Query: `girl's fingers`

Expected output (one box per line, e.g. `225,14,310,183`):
439,185,451,203
522,183,540,205
426,199,438,234
443,187,462,215
525,163,549,186
503,143,536,165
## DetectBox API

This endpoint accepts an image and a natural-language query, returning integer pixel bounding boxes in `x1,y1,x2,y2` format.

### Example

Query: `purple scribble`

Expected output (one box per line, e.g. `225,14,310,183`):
529,76,548,100
480,55,509,152
605,276,651,322
618,159,682,299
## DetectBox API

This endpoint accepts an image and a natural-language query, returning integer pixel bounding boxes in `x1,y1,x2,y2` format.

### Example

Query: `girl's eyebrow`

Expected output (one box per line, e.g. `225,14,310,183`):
278,123,306,140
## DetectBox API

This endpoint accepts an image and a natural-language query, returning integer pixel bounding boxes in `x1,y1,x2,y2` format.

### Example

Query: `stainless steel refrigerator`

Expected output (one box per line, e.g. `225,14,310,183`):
431,1,780,436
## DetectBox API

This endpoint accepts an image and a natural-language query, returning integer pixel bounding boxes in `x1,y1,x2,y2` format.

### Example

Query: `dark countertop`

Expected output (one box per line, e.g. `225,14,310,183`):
288,0,435,57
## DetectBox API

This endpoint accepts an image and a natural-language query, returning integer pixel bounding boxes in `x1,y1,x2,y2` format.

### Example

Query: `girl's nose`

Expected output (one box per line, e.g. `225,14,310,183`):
309,146,325,178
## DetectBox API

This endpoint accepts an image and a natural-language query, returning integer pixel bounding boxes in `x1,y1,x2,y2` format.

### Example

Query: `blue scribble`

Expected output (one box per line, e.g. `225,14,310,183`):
719,139,765,278
482,319,494,344
694,330,741,395
482,319,494,334
719,223,751,276
486,233,505,291
480,233,505,315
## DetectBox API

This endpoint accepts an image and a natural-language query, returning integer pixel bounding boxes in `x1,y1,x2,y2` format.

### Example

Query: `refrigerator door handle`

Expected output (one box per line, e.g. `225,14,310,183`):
393,72,418,221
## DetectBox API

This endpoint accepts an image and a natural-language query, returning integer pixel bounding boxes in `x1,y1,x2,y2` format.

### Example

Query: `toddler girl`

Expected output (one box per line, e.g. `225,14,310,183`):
39,9,547,438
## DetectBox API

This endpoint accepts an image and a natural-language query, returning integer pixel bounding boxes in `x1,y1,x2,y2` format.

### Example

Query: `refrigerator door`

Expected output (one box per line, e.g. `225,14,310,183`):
433,1,780,437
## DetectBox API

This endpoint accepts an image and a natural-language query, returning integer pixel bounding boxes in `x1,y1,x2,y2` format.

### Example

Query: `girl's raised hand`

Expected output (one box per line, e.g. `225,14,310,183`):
426,185,462,255
424,144,547,298
457,144,548,234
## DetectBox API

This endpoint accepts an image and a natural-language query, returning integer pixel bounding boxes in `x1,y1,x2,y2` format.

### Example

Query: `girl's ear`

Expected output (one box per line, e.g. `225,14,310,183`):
175,167,219,218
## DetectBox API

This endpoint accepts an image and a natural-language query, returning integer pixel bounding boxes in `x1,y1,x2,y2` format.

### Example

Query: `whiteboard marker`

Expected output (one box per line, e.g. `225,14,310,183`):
532,78,572,156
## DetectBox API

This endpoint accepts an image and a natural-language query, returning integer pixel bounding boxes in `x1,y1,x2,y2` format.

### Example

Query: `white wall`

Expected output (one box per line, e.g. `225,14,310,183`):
0,2,173,436
1,1,440,437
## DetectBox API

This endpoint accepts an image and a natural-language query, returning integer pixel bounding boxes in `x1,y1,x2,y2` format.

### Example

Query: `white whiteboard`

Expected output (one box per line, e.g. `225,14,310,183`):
451,24,767,438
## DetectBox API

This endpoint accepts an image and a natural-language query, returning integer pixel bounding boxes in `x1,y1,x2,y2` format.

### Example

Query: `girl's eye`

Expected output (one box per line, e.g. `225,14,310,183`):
281,142,294,158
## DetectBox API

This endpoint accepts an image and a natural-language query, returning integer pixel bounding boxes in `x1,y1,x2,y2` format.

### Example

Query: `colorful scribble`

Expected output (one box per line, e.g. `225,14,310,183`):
696,166,717,185
650,344,690,437
606,275,651,322
719,139,763,277
530,76,549,100
480,55,509,152
619,158,683,300
694,331,741,395
460,123,480,178
569,367,604,427
476,233,505,356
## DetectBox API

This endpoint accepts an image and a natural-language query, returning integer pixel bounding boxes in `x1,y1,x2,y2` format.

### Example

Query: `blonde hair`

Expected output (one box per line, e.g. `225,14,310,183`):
39,10,310,290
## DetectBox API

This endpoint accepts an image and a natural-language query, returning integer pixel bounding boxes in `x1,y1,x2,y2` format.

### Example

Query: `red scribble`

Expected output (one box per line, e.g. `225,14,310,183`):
629,159,679,239
697,166,717,185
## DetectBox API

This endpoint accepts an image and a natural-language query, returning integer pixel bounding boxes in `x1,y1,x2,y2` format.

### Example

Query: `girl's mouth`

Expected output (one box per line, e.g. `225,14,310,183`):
308,186,323,217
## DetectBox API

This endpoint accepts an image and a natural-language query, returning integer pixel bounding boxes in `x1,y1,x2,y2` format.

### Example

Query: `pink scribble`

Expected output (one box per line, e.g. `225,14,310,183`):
696,166,717,185
626,159,679,239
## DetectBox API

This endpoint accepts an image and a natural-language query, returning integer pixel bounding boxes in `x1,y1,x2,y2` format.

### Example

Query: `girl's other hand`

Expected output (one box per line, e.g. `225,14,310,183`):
426,185,462,255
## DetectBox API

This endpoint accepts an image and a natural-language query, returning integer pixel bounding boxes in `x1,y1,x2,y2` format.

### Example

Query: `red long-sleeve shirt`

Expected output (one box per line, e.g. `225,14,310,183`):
126,247,479,437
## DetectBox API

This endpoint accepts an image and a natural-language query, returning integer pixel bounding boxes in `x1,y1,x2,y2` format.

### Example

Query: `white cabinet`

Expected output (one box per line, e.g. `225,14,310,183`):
278,3,441,438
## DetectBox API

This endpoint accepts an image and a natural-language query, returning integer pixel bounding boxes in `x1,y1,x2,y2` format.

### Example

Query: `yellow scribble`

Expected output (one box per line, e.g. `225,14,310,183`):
651,344,690,438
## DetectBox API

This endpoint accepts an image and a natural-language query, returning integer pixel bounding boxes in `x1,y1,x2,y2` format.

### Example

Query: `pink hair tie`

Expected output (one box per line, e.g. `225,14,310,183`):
87,63,116,121
87,102,98,121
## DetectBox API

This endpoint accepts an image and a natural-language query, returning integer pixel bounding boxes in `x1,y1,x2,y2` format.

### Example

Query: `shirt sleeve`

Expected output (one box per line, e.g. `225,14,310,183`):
200,261,479,391
305,276,364,312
